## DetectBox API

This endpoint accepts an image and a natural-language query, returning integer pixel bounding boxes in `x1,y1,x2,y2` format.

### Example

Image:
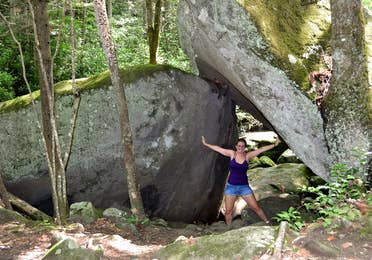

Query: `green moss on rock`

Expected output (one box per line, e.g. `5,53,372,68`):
237,0,331,90
0,64,178,114
158,226,275,259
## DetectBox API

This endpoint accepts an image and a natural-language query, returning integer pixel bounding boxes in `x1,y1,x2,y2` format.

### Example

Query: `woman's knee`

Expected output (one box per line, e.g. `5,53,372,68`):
225,208,233,215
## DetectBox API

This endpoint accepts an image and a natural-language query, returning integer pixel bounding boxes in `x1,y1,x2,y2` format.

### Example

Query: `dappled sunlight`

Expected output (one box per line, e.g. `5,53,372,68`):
236,0,331,89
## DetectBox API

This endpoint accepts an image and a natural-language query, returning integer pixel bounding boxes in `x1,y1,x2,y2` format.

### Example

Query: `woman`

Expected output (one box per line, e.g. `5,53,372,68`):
201,135,280,225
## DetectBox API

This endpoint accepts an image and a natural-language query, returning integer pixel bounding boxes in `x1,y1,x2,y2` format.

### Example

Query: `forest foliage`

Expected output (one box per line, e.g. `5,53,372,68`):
0,0,192,102
1,0,371,103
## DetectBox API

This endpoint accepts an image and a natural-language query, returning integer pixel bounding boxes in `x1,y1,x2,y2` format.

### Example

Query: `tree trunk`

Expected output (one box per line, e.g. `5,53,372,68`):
93,0,146,221
145,0,162,64
7,192,52,221
30,0,68,224
324,0,372,177
63,0,82,170
0,169,12,210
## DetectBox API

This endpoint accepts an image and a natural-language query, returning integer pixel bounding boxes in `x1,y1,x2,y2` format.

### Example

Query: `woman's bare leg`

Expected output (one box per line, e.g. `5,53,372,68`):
242,194,268,222
224,195,237,225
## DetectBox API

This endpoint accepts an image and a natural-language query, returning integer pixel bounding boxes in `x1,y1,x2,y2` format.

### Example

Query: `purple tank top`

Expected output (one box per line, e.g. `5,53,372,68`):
227,158,249,185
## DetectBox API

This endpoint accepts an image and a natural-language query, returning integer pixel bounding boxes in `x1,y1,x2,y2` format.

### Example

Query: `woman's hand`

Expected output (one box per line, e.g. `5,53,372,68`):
201,136,207,146
274,136,281,147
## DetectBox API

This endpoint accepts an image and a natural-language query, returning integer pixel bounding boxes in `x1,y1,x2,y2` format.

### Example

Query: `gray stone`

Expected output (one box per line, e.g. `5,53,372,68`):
0,207,27,224
65,223,85,233
115,222,138,234
0,67,235,223
50,231,77,246
102,207,131,223
151,217,168,227
69,202,99,224
303,240,340,257
209,221,229,233
277,149,302,164
42,238,100,260
248,163,311,200
241,194,300,225
157,226,275,259
177,0,330,180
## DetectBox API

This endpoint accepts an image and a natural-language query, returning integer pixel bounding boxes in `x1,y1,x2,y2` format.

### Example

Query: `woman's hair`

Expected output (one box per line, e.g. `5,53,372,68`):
236,138,247,146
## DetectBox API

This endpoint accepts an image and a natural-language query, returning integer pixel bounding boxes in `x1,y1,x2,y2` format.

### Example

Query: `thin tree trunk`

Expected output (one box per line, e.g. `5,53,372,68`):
29,0,68,225
1,5,68,224
324,0,372,176
145,0,162,64
0,169,12,210
271,221,288,260
142,0,147,31
52,0,67,62
63,0,81,170
93,0,146,221
7,192,52,221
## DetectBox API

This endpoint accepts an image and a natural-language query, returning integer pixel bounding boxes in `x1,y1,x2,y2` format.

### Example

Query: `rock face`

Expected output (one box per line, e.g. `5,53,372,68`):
177,0,331,180
158,226,275,259
0,67,235,223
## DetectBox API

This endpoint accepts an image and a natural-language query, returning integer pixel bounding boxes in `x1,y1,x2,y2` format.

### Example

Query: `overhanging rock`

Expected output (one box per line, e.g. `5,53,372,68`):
178,0,330,180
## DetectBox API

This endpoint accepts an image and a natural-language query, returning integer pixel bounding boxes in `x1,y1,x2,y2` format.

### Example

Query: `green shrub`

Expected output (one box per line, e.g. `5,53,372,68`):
274,206,304,231
0,72,15,102
301,152,369,228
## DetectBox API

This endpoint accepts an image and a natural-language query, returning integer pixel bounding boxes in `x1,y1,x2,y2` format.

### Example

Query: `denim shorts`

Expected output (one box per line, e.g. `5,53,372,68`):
224,183,253,196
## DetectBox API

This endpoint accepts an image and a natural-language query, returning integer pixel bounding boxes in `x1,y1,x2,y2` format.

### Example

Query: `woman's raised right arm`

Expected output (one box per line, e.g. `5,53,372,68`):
201,136,234,158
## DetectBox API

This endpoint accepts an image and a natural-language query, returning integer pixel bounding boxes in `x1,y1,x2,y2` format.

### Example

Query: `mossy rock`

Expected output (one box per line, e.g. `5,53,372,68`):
157,226,275,259
42,238,100,260
259,155,277,167
0,208,28,224
0,64,179,114
248,163,312,198
249,157,261,169
237,0,331,90
69,201,100,224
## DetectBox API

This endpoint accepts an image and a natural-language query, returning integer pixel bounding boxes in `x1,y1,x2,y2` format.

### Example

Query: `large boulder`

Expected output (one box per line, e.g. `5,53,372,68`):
177,0,331,180
157,226,275,259
0,65,235,223
42,238,100,260
248,163,312,200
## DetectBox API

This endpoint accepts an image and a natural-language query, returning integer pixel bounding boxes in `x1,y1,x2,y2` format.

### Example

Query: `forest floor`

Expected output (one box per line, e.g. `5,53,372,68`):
0,217,371,260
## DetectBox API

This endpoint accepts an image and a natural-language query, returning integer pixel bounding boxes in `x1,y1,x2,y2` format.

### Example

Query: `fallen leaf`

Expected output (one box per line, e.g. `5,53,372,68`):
341,242,353,249
327,235,336,241
298,247,312,257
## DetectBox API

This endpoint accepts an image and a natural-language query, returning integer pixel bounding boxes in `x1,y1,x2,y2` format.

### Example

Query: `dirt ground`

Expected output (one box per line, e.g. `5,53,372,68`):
0,217,371,260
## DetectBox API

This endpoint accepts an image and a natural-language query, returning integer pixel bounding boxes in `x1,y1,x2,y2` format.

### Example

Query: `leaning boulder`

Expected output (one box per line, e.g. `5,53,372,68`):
0,65,235,223
177,0,331,180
